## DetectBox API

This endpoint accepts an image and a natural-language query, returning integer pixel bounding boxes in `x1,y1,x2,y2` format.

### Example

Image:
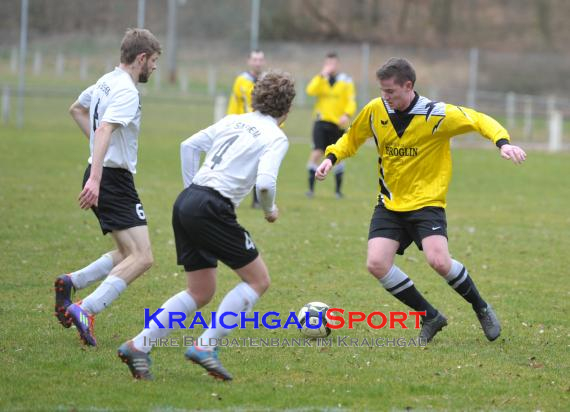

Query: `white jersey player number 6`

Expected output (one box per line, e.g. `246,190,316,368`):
135,203,146,220
244,232,255,250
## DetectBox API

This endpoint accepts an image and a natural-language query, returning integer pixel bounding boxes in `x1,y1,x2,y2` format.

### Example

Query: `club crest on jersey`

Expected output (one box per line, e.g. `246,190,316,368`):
380,119,389,127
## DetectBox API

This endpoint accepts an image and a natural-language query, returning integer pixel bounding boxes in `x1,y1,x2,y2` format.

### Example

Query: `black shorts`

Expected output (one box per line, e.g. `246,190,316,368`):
172,184,259,271
368,203,447,255
312,121,344,151
83,165,147,235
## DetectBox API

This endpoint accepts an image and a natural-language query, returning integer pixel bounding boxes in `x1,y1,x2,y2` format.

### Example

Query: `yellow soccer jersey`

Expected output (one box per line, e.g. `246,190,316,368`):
325,93,510,212
227,72,256,115
306,73,357,126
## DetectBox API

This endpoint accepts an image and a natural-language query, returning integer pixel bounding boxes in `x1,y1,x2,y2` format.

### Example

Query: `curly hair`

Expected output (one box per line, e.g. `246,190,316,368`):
251,71,296,118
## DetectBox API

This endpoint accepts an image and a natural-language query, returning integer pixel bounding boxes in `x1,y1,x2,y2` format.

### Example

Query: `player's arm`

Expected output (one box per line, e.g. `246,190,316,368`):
79,88,139,209
316,102,373,180
69,101,91,139
256,136,289,222
443,105,526,164
180,122,217,187
305,74,328,96
70,85,95,139
78,121,118,209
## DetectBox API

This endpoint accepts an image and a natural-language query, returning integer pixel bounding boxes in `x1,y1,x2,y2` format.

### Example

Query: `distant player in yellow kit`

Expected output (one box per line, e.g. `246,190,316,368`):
317,57,526,343
306,52,356,198
227,49,266,207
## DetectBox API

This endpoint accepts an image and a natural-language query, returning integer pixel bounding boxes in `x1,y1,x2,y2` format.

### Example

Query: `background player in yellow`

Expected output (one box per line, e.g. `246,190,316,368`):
227,49,266,207
306,52,356,198
316,57,526,343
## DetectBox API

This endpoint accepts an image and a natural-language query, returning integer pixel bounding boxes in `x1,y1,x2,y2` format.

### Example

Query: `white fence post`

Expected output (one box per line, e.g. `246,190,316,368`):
207,65,217,97
467,47,479,108
33,51,42,76
179,70,189,94
55,52,65,77
80,56,88,80
2,86,10,124
213,95,227,122
548,111,562,152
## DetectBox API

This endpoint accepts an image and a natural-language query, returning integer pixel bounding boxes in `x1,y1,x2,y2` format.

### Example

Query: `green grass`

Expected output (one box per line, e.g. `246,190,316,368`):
1,94,569,411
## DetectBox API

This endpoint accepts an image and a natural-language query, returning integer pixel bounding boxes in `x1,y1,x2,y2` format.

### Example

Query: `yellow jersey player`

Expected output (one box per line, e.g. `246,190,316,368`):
227,49,266,207
306,52,356,198
316,57,526,343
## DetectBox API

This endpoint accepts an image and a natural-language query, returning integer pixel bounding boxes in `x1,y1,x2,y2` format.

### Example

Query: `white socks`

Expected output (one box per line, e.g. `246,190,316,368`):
132,290,197,353
81,275,127,315
379,265,414,295
69,253,114,290
197,282,259,349
129,283,259,353
444,259,468,288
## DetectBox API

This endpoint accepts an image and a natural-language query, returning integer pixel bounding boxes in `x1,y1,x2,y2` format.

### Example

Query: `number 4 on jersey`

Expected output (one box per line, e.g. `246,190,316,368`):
210,135,239,169
92,98,100,132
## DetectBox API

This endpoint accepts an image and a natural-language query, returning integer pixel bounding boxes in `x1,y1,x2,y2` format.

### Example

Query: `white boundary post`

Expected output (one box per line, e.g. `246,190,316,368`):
214,95,227,122
548,111,562,152
33,50,42,76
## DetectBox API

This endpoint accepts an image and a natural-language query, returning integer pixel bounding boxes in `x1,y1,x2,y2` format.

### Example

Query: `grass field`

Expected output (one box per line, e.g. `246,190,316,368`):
1,93,569,412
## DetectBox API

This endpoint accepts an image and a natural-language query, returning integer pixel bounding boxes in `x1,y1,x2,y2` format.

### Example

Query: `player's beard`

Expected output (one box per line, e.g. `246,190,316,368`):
138,63,151,83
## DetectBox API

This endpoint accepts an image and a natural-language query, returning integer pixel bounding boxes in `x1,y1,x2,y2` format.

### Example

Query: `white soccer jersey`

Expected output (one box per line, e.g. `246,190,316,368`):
77,67,141,173
180,111,289,211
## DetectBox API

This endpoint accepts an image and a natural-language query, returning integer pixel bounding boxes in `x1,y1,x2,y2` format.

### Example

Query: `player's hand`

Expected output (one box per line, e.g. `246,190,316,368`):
265,206,279,223
500,144,527,165
339,114,350,129
316,159,333,181
78,177,100,209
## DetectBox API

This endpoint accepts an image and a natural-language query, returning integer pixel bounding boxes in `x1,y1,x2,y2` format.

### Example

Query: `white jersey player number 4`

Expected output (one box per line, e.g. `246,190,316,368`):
181,111,290,212
210,135,239,169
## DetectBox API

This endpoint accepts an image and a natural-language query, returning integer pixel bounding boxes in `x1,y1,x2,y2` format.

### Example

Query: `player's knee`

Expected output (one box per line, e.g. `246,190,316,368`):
367,258,391,279
188,288,214,308
258,274,271,295
106,251,124,265
427,254,449,275
247,272,270,296
138,250,154,272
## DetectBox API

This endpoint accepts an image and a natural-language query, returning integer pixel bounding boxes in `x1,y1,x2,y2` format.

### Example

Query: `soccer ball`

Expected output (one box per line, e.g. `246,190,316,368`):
297,301,332,338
